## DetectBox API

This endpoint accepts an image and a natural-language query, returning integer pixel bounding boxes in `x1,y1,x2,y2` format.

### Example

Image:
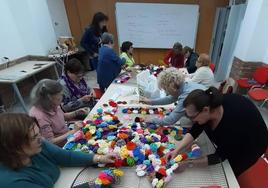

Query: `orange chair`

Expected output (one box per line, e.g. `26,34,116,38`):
237,147,268,188
247,86,268,107
237,66,268,89
93,88,103,99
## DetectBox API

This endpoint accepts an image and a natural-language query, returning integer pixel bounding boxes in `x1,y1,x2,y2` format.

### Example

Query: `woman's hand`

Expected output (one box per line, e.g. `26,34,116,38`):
73,121,83,131
165,149,179,161
174,160,190,173
89,90,96,98
81,95,92,102
93,153,118,164
76,108,89,115
139,97,151,104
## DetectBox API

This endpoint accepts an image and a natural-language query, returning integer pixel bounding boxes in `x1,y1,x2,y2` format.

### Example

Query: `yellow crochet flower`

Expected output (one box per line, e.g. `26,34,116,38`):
94,178,102,185
113,169,124,177
174,154,183,162
156,179,164,188
108,125,117,129
119,146,129,158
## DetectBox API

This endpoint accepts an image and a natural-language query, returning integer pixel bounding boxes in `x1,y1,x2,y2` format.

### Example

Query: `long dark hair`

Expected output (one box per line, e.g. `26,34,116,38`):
91,12,108,35
183,87,223,112
0,113,37,169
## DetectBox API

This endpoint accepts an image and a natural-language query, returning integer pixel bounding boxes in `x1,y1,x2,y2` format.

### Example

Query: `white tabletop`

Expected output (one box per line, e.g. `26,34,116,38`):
56,70,239,188
48,50,77,58
0,61,56,83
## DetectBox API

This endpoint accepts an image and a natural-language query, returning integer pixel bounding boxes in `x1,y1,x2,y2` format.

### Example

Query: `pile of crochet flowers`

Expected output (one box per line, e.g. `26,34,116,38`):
64,108,201,188
92,168,124,188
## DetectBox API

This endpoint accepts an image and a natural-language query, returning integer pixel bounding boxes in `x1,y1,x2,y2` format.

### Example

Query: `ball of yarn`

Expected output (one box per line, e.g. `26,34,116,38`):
174,154,183,162
152,178,159,187
126,157,135,166
112,169,124,177
126,141,137,150
143,159,151,165
120,146,129,158
150,143,158,153
97,108,103,113
156,179,164,188
158,168,167,176
164,175,172,183
109,100,118,107
137,170,146,177
93,168,124,187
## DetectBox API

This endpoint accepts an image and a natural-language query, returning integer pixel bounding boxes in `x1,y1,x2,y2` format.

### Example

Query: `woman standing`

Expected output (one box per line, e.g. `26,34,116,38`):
80,12,108,70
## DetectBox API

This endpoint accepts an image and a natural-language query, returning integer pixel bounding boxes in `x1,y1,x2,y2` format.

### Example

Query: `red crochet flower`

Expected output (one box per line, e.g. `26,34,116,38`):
126,141,136,150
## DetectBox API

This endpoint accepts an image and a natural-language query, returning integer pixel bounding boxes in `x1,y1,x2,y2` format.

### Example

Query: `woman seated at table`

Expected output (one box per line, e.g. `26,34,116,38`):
183,46,199,73
187,53,214,88
97,32,126,93
163,42,184,68
59,58,96,112
141,67,206,126
29,79,87,146
167,87,268,188
0,113,116,188
120,41,135,68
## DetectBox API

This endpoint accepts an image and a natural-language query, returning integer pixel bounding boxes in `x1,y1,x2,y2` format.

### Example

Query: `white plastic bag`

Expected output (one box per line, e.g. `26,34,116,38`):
136,70,160,99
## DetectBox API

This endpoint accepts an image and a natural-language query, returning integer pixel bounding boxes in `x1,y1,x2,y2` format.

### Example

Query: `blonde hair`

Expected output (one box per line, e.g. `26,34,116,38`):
158,67,185,91
197,53,211,67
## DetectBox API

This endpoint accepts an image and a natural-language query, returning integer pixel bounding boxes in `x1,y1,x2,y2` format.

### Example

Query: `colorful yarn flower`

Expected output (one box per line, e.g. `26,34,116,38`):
93,168,124,188
126,157,135,166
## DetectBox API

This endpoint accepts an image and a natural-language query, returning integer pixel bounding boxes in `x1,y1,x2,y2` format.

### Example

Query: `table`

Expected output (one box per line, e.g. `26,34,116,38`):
0,61,58,112
48,50,78,75
56,70,240,188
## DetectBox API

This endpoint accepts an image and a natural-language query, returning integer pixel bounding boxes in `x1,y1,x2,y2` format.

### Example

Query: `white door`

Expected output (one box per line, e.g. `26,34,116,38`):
46,0,71,38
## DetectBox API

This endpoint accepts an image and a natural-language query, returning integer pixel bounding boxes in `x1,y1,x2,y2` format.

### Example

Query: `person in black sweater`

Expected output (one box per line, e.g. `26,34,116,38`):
167,87,268,187
183,46,198,74
80,12,108,70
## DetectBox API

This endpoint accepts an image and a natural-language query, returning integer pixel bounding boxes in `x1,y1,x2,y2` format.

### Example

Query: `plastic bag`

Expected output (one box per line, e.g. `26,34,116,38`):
136,70,160,99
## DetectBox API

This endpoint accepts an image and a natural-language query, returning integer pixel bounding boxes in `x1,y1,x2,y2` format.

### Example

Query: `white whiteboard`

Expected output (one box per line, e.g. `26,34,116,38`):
115,3,199,49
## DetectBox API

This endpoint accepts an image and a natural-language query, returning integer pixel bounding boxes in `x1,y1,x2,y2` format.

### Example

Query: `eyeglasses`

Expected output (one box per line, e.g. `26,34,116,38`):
76,73,84,78
185,111,201,121
30,132,42,141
